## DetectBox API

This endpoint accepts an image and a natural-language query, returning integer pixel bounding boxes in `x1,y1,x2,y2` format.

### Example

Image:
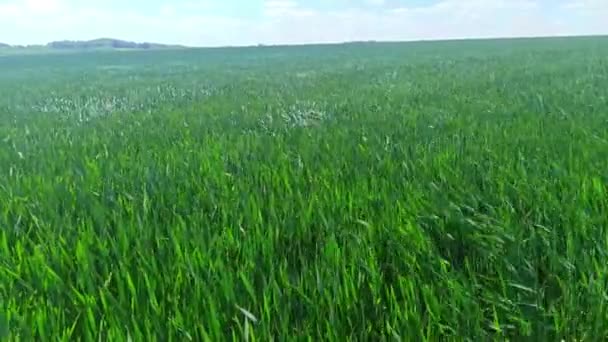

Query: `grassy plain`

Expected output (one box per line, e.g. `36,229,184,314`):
1,37,608,340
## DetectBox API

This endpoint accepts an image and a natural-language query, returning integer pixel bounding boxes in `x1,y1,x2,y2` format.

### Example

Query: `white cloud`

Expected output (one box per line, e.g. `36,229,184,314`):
263,0,315,17
563,0,608,10
561,0,608,35
249,0,565,44
24,0,64,13
0,3,20,16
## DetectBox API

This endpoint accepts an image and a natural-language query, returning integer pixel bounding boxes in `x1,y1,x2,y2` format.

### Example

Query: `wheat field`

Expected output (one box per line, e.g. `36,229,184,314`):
1,37,608,340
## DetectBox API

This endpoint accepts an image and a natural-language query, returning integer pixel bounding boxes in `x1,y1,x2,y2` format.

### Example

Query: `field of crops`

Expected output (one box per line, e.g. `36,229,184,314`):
1,37,608,340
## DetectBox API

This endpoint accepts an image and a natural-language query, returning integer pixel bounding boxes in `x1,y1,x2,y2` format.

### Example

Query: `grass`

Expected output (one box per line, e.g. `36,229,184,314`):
1,36,608,340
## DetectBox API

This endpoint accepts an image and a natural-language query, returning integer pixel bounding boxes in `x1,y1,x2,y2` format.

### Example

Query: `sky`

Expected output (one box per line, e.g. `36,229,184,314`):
0,0,607,47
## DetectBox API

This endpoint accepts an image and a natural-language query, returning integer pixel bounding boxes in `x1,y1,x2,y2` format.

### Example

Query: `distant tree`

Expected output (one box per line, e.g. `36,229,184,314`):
45,38,182,50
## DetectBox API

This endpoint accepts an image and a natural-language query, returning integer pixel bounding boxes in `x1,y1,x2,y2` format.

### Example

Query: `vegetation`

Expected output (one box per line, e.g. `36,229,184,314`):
47,38,184,50
0,38,183,54
1,36,608,340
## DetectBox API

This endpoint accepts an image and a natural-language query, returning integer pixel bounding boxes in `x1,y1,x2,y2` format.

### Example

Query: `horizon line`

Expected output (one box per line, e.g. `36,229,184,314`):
2,33,607,50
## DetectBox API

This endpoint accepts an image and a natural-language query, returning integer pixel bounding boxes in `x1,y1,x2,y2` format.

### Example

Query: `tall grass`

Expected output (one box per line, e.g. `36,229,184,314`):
1,37,608,340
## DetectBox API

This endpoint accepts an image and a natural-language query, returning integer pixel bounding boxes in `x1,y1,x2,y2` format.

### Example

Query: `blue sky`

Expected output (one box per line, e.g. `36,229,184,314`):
0,0,606,46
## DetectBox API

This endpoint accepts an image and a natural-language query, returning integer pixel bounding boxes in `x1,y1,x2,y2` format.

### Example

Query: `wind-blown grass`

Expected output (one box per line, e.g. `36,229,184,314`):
1,37,608,340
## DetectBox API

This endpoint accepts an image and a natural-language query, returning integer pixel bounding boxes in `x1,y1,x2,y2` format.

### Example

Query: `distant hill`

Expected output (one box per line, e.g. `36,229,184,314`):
46,38,184,50
0,43,10,48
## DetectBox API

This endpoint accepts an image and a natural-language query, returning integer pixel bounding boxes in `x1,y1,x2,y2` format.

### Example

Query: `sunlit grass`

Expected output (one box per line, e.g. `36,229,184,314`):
1,37,608,340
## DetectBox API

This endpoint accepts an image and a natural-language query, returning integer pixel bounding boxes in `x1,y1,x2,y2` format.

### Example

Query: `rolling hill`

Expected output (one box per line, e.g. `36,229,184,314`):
46,38,184,50
0,38,184,53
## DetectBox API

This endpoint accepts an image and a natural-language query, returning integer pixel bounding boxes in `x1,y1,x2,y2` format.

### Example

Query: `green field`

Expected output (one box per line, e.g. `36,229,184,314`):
2,37,608,340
